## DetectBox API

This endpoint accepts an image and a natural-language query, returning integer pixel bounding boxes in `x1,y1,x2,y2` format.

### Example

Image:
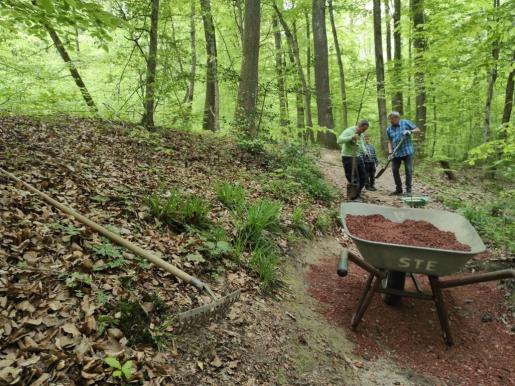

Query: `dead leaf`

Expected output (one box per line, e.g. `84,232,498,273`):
210,355,223,368
62,323,81,337
0,367,21,384
48,300,62,311
30,373,50,386
23,251,38,263
19,355,40,367
16,300,36,313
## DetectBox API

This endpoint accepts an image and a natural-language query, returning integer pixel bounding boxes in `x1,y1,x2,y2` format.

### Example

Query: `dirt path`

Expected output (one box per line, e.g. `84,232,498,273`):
318,148,442,209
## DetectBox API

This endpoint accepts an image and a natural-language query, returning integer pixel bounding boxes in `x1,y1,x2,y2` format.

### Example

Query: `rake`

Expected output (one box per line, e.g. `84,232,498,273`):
0,167,240,330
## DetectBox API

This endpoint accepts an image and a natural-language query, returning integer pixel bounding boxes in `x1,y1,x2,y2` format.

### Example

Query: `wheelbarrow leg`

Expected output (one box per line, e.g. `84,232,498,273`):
429,275,453,346
351,273,380,329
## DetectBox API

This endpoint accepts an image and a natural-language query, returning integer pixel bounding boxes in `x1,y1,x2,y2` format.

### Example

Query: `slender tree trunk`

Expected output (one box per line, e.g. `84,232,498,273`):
272,15,288,126
304,12,313,129
312,0,336,148
142,0,159,129
273,4,311,133
431,94,437,157
392,0,403,113
385,0,392,62
200,0,219,131
372,0,388,152
328,0,348,129
501,51,515,126
482,0,501,141
234,0,261,136
183,1,196,114
235,0,244,45
411,0,427,140
45,25,97,112
74,27,80,55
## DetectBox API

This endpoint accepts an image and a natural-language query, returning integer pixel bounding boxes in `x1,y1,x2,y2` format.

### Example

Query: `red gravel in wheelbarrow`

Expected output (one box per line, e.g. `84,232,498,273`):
306,257,515,386
346,214,471,251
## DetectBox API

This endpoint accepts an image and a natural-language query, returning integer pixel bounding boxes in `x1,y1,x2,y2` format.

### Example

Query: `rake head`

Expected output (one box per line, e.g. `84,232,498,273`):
175,290,241,332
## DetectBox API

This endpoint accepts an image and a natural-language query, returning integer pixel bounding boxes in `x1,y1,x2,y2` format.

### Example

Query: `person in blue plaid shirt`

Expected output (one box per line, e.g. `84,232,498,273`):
386,111,421,195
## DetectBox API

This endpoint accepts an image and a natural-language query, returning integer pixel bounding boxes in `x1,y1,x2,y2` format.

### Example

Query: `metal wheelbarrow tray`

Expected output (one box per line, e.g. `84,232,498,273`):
337,203,515,346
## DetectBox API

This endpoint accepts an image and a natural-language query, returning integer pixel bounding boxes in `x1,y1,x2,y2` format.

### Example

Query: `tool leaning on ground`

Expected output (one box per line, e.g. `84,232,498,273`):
374,134,407,180
0,167,240,330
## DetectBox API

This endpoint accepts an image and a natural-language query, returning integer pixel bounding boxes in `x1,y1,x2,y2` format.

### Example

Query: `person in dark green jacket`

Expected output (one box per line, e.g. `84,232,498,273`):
337,120,369,199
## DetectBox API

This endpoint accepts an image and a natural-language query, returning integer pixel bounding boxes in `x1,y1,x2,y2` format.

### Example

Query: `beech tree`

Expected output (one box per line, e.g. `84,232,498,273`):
234,0,261,136
200,0,219,131
312,0,336,148
141,0,160,129
373,0,388,152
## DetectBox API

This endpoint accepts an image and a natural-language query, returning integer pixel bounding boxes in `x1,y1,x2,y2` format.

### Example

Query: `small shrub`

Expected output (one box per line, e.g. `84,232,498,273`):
292,205,312,237
236,200,281,247
215,182,246,210
314,213,331,234
263,178,303,202
88,241,127,271
105,357,133,381
237,138,268,156
116,300,153,346
146,189,211,231
250,240,282,294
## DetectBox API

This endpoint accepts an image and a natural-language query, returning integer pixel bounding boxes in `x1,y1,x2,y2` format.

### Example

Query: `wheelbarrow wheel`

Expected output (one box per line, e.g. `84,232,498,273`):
382,271,406,306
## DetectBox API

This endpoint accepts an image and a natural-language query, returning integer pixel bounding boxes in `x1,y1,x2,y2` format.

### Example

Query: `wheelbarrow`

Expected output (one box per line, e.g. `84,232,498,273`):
337,202,515,346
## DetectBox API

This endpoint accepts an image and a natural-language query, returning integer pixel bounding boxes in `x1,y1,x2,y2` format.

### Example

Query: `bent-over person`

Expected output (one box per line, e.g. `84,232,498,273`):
337,120,369,200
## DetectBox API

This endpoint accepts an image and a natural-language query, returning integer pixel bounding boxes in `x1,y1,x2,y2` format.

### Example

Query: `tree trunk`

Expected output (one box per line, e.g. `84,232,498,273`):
304,12,313,129
273,4,311,133
328,0,348,129
372,0,388,152
142,0,160,129
312,0,336,148
234,0,261,136
501,51,515,126
384,0,392,62
482,0,501,141
392,0,403,113
45,25,97,112
272,15,288,126
234,0,244,45
183,0,196,120
411,0,427,139
200,0,219,131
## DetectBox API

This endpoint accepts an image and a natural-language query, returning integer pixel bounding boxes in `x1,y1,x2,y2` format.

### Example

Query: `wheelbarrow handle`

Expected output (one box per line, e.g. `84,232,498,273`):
337,249,349,277
337,248,386,279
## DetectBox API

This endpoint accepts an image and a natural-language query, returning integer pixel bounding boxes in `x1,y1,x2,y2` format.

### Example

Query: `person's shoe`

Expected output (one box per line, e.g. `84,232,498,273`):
365,186,373,191
403,191,412,196
389,190,402,196
369,186,377,191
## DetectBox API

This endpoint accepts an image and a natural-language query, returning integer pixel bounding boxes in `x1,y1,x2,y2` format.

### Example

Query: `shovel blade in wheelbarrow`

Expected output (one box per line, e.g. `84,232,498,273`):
340,203,486,276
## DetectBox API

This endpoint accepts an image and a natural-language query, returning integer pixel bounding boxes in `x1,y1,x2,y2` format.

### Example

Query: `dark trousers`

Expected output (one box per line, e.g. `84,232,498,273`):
391,155,413,193
342,156,366,194
364,162,376,188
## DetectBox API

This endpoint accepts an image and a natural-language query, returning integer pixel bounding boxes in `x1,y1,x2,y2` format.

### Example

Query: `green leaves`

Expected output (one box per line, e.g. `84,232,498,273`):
104,357,133,381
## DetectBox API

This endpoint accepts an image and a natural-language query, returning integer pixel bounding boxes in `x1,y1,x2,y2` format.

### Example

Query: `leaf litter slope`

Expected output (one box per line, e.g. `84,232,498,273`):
0,116,333,385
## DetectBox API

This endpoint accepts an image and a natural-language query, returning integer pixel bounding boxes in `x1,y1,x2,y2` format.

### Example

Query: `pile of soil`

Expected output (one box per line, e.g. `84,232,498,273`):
306,257,515,385
346,214,471,251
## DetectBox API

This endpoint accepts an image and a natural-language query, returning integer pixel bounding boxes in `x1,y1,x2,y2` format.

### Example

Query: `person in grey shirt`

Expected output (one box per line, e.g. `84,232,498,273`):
362,133,379,191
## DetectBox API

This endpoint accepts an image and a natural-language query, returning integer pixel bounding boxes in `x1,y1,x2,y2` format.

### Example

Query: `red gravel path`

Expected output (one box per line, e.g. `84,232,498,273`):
306,256,515,385
346,214,471,251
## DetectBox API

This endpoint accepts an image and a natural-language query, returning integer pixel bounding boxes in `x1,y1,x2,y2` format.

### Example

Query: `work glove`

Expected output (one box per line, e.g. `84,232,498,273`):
403,130,412,136
387,152,394,161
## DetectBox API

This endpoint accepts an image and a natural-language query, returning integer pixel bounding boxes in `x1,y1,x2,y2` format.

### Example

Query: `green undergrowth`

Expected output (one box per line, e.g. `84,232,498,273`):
239,139,336,203
418,162,514,255
146,188,211,232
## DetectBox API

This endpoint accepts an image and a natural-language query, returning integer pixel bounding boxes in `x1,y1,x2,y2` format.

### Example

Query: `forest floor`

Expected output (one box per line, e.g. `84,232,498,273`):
0,117,513,385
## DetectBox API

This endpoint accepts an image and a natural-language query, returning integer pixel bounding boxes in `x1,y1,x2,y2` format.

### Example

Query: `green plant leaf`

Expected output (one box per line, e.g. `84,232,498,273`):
105,357,121,370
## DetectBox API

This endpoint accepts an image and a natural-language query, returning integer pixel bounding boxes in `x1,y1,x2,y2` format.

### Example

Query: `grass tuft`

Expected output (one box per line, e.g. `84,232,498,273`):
146,189,211,231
